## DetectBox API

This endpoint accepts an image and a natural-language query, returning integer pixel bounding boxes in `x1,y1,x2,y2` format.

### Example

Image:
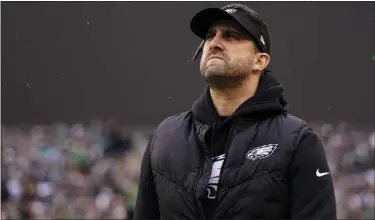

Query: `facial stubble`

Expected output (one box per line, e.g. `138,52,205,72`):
200,57,251,90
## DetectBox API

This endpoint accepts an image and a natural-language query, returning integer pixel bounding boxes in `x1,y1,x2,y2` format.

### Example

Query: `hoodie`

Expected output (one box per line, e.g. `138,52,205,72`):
192,71,289,218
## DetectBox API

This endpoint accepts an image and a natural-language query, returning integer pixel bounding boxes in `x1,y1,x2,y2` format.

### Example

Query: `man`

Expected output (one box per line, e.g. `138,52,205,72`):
134,3,336,220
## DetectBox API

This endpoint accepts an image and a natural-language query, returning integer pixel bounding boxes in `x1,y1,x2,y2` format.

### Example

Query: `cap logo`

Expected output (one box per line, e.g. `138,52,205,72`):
260,35,265,45
225,8,237,14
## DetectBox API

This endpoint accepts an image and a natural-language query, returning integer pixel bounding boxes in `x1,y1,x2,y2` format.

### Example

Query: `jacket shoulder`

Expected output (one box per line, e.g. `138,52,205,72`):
150,111,192,153
281,113,313,149
282,113,310,130
155,111,192,134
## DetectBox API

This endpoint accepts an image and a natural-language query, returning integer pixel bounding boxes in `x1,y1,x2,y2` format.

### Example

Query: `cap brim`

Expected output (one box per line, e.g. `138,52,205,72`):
190,8,239,39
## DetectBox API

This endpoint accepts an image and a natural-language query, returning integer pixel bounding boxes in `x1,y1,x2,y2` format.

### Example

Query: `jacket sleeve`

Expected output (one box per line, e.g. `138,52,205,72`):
288,128,337,220
133,136,161,220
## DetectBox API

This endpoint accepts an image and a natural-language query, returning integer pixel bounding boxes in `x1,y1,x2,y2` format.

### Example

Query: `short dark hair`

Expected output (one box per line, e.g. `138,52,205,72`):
221,4,272,54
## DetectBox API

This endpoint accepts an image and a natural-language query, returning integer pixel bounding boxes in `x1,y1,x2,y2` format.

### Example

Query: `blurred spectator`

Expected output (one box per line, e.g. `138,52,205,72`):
1,120,374,219
104,118,132,158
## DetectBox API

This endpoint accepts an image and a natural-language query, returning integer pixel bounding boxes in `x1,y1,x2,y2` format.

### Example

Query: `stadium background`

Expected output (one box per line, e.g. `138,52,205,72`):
1,2,374,219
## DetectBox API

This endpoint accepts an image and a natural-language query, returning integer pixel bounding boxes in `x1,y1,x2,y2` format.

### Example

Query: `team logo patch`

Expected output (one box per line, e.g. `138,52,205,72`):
246,144,278,161
225,9,237,14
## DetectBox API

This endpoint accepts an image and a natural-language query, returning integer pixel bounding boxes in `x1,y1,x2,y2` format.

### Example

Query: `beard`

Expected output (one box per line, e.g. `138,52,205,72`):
200,57,251,90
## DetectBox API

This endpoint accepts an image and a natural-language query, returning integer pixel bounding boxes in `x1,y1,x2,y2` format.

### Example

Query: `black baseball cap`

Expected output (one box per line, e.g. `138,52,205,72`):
190,6,270,61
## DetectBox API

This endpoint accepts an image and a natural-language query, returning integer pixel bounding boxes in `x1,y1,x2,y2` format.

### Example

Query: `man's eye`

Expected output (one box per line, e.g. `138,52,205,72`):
226,32,239,39
206,32,215,40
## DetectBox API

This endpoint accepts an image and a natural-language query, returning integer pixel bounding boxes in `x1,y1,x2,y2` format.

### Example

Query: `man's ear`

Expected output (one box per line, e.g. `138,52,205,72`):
253,53,270,72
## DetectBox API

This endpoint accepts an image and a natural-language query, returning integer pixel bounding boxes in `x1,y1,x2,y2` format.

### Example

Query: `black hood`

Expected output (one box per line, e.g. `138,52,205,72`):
192,70,288,125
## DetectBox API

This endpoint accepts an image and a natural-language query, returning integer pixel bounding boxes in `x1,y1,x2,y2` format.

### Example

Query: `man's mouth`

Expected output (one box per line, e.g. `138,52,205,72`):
208,56,224,60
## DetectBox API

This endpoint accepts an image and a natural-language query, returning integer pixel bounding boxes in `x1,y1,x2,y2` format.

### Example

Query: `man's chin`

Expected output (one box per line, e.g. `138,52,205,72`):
203,74,246,90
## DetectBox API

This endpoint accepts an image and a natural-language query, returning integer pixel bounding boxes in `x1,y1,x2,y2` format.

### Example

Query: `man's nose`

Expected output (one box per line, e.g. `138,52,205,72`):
208,33,224,51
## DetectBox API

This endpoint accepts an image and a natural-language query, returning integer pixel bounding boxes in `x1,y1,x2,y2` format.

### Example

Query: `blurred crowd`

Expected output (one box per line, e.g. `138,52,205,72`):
311,121,374,219
1,120,374,219
1,120,150,219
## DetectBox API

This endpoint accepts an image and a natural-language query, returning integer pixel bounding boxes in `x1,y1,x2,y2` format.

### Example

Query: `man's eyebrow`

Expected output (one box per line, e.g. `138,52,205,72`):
227,27,252,38
226,28,241,34
207,27,216,33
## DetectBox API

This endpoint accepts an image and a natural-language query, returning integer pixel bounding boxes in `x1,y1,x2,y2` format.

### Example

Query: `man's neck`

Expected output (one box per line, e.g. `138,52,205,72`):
210,78,259,116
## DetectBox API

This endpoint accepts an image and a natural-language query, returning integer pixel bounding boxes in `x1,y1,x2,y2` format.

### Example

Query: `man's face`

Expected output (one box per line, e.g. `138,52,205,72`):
200,20,258,89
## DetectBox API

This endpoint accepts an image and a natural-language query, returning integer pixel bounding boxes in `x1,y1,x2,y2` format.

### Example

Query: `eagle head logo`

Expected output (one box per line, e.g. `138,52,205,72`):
246,144,278,161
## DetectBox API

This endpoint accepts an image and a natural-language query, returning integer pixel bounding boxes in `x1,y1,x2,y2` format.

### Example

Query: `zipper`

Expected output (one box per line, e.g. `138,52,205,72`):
194,124,210,220
194,166,205,218
214,120,237,208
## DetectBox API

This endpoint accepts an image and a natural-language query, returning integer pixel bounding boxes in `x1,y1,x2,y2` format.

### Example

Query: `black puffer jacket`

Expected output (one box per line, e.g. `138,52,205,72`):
134,71,336,220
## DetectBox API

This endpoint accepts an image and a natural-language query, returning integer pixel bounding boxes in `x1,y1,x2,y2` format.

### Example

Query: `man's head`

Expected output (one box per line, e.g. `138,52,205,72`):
190,4,271,90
